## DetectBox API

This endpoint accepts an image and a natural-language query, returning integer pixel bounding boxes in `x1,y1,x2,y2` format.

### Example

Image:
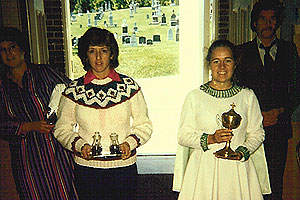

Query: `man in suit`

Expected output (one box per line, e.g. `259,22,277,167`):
235,1,300,199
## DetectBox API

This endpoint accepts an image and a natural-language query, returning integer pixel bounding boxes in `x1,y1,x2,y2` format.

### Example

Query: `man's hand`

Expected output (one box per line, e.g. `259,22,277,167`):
262,108,284,127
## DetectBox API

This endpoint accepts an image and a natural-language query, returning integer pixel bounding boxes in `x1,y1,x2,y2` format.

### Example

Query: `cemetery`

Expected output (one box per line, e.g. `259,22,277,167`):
70,2,179,79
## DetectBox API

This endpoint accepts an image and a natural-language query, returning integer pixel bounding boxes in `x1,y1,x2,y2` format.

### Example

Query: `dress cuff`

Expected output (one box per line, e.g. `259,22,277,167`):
200,133,209,152
235,146,250,161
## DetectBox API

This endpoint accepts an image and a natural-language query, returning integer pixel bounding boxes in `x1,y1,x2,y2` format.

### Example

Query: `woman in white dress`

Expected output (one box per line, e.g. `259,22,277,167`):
173,40,270,200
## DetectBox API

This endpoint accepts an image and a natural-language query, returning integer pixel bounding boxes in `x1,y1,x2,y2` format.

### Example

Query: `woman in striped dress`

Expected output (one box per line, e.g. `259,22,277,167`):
0,27,78,199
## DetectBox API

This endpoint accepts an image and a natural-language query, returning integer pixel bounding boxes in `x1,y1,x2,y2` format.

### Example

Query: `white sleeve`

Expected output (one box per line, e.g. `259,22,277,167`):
242,90,265,154
125,90,153,150
177,91,202,149
54,95,87,152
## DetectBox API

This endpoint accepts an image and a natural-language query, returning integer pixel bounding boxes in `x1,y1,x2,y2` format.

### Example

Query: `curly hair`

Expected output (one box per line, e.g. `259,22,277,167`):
250,0,285,32
78,27,119,71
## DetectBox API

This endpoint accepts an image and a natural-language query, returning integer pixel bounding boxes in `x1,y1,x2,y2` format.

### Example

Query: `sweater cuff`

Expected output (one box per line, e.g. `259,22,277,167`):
125,134,140,150
200,133,209,152
235,146,250,161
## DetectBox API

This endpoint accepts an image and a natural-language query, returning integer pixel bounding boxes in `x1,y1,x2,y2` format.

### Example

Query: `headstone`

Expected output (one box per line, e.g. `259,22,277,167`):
105,2,107,11
94,19,97,26
121,19,129,43
147,39,153,45
161,13,167,26
108,1,111,11
176,25,179,42
72,37,79,47
133,23,138,32
151,12,159,25
170,10,177,27
109,11,113,27
168,28,174,40
170,0,176,6
87,15,92,27
139,36,146,45
153,35,161,42
130,33,137,47
125,37,131,45
71,14,77,22
130,4,134,18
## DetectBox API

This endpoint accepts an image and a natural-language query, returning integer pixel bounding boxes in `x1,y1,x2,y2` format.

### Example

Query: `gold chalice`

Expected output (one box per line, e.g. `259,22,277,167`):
214,103,242,159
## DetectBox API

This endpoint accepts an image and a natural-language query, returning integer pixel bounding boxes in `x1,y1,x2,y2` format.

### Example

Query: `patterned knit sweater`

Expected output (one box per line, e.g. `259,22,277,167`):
54,73,153,168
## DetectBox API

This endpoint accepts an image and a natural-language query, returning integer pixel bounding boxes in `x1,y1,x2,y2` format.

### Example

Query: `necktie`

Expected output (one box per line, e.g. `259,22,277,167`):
259,43,275,73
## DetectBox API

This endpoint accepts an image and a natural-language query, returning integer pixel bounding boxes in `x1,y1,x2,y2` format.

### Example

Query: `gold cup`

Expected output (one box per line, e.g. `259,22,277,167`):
214,103,242,159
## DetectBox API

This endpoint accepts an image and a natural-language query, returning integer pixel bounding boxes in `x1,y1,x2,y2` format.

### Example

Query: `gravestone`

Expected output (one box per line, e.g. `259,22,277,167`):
153,35,161,42
94,19,97,26
161,13,167,26
133,23,138,32
108,1,111,11
139,36,146,45
168,28,173,40
170,10,177,27
130,33,137,47
124,37,131,45
152,12,159,25
170,0,176,6
147,39,153,45
108,11,113,27
105,2,107,11
87,15,92,27
72,37,79,47
121,19,129,43
71,14,77,22
176,25,179,42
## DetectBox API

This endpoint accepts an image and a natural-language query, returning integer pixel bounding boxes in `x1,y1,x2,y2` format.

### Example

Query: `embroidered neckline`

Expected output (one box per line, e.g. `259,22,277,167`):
200,82,242,98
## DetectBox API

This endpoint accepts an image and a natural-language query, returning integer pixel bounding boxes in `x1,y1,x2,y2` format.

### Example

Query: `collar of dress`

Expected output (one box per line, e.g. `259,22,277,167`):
63,74,140,109
200,82,242,98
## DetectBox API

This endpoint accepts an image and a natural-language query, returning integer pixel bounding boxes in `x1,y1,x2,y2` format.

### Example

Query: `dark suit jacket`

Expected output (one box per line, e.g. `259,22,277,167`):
235,38,300,138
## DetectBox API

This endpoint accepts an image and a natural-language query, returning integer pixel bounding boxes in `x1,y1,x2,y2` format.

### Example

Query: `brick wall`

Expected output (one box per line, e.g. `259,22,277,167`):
44,0,65,73
218,0,230,40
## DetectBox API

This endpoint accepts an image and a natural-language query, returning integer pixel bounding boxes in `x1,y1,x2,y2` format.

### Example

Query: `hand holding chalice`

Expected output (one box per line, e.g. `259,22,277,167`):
214,103,242,160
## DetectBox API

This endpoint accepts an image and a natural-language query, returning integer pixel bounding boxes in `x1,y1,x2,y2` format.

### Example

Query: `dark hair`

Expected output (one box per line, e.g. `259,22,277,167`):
78,27,119,71
250,0,285,32
0,27,28,53
206,39,236,63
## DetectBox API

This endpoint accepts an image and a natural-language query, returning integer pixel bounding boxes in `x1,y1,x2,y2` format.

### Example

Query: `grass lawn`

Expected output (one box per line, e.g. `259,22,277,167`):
70,5,179,79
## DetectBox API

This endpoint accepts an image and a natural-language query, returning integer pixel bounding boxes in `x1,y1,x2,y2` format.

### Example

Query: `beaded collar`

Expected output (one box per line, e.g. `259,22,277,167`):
200,82,242,98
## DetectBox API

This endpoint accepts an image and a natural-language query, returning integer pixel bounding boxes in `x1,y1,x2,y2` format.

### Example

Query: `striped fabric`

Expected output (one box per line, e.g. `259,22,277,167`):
0,64,78,199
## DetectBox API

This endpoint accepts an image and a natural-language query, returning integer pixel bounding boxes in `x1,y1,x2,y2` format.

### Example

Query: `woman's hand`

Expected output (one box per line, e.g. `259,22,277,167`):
208,129,233,145
81,144,92,159
119,142,131,160
21,121,54,134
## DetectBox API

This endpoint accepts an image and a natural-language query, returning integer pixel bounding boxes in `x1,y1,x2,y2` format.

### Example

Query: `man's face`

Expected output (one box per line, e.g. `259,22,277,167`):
254,10,277,40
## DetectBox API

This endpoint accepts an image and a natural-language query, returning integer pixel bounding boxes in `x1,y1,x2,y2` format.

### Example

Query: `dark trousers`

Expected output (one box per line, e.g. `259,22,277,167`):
263,126,288,200
74,163,138,200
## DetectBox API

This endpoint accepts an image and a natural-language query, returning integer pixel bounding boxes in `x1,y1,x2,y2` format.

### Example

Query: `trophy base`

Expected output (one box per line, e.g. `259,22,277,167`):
214,147,236,160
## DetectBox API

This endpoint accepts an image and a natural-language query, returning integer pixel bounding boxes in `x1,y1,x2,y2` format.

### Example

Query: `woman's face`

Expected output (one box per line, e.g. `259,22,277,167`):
210,46,235,87
87,45,111,79
0,41,26,69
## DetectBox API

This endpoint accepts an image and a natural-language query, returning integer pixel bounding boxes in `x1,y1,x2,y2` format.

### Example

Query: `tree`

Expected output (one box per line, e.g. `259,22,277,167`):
70,0,78,12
